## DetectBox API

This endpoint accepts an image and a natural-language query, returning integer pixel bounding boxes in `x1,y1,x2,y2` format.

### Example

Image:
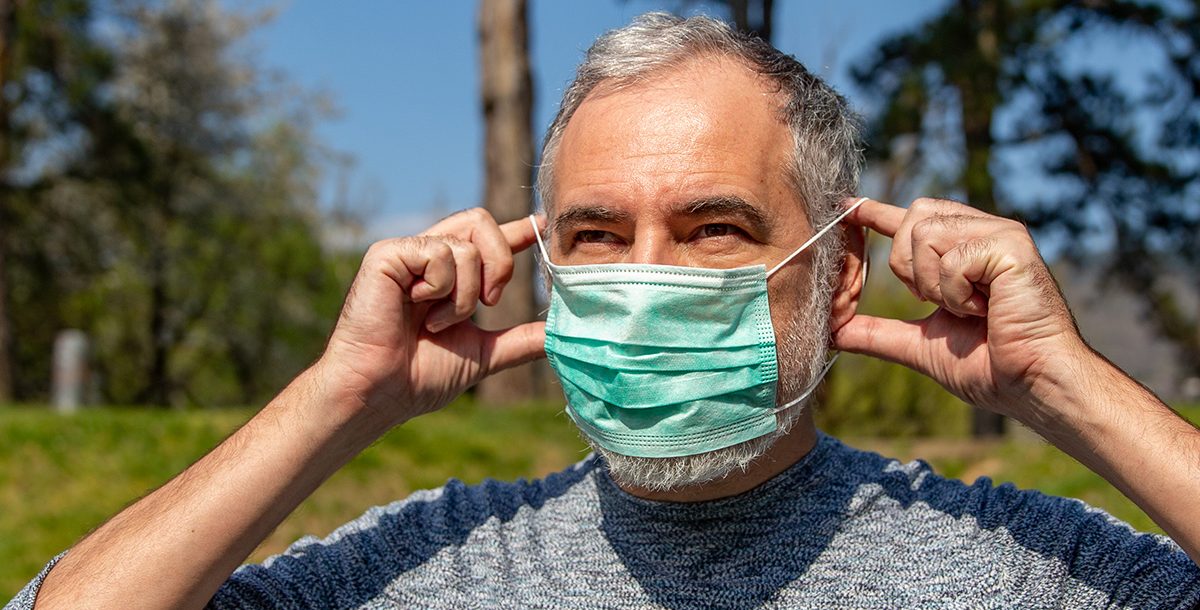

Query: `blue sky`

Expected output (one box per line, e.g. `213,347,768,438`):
252,1,948,238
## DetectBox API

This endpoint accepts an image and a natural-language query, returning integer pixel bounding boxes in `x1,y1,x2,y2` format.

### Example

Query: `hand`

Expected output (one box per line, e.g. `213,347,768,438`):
832,197,1092,423
317,208,547,426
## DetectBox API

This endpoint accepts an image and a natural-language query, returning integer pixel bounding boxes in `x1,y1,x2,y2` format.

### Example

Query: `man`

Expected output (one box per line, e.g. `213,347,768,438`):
10,12,1200,609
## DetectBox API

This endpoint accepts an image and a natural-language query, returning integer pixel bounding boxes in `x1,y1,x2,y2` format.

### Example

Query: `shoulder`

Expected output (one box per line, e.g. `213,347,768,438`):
822,436,1200,606
209,456,601,608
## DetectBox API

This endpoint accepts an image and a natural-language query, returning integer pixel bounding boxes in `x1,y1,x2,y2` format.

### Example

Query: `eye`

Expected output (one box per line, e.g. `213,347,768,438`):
696,223,742,239
575,229,619,244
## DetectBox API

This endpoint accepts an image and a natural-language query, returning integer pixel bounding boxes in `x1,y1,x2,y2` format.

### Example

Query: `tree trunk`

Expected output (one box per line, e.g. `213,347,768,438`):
958,0,1005,436
0,211,10,404
728,0,774,42
0,0,15,403
476,0,538,405
145,238,171,406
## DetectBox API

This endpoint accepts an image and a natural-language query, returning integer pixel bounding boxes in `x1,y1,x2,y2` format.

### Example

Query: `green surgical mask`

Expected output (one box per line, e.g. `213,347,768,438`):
530,197,864,458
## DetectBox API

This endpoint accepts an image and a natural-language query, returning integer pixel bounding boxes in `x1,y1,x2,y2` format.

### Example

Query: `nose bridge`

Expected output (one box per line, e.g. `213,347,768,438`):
628,223,675,265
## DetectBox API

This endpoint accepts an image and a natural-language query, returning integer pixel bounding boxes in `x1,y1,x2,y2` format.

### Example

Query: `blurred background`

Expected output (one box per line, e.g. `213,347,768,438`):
2,0,1199,597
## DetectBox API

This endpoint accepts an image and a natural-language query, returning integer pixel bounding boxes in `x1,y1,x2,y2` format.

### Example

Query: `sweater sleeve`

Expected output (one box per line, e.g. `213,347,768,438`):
3,553,65,610
970,478,1200,608
207,484,467,609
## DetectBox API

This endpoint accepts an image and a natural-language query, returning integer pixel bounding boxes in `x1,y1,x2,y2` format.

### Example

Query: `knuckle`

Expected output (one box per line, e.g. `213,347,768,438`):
909,197,940,214
364,239,391,258
460,242,482,263
489,254,514,279
910,218,936,241
432,239,454,258
938,253,960,280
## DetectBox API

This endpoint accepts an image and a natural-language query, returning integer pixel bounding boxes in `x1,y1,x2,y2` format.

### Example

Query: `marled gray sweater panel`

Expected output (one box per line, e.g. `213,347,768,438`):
8,434,1200,609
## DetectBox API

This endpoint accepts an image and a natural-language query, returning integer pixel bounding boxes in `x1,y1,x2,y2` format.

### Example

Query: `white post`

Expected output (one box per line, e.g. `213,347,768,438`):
52,329,90,414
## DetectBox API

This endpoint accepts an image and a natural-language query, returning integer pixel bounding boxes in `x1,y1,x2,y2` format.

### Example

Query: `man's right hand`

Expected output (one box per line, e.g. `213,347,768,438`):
317,208,547,427
31,208,548,610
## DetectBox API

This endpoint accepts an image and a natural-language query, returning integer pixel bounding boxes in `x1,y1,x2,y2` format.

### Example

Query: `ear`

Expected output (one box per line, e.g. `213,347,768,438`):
829,225,866,334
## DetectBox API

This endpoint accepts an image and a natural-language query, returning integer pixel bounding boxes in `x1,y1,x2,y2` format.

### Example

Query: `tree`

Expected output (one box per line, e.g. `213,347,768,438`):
79,0,357,407
668,0,776,41
476,0,539,404
853,0,1200,434
727,0,774,41
1,0,352,407
0,0,113,402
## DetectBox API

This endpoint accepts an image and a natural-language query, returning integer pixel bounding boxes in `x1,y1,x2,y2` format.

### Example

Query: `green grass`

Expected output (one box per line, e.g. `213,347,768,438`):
1,402,1196,600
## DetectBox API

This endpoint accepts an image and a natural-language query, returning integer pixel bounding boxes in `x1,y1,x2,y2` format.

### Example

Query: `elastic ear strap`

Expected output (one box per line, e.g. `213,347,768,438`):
767,196,869,278
773,352,840,414
529,214,551,265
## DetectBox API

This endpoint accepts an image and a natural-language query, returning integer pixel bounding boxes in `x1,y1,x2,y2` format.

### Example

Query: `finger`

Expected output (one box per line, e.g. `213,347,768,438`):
425,240,483,332
832,313,925,371
461,209,514,306
910,214,1018,313
420,209,541,307
845,198,906,237
472,215,544,306
480,321,547,378
499,214,543,253
890,199,954,294
477,214,540,306
420,206,485,238
889,198,991,299
910,214,975,307
404,239,456,302
939,239,991,317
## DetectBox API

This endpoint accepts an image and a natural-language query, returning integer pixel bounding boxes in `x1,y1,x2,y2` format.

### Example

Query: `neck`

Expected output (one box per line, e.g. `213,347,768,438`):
617,411,819,503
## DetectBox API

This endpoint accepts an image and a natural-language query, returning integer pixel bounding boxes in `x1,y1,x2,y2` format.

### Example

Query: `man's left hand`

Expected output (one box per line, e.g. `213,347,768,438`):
832,197,1089,424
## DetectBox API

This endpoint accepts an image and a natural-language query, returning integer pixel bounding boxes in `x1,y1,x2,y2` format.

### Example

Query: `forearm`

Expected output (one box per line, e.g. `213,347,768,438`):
35,364,382,610
1028,348,1200,564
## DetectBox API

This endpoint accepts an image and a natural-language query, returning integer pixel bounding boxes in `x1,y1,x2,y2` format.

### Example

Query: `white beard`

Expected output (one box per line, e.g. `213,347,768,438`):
583,265,835,493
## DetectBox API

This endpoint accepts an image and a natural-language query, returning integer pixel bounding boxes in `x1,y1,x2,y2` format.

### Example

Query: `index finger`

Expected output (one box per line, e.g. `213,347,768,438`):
846,197,906,238
499,214,544,253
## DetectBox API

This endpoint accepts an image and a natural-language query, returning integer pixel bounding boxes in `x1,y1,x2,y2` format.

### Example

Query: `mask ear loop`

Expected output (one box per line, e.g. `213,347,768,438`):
768,196,870,414
773,353,839,414
766,196,868,278
528,214,552,266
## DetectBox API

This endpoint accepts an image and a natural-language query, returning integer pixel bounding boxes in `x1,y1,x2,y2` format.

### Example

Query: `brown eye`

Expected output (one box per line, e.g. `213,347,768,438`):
700,224,736,238
576,230,617,244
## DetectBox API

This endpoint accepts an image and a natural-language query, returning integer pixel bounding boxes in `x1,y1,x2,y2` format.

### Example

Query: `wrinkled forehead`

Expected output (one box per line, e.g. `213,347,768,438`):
545,56,809,238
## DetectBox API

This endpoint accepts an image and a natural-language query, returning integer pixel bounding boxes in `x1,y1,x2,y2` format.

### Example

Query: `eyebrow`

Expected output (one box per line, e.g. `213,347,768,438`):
673,196,773,237
551,205,632,237
550,196,774,239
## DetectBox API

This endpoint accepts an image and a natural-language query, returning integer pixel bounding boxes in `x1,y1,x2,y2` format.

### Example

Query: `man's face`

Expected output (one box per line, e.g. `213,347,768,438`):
548,55,818,341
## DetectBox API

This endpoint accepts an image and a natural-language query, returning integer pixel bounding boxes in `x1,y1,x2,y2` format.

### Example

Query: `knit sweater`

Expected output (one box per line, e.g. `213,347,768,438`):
8,433,1200,608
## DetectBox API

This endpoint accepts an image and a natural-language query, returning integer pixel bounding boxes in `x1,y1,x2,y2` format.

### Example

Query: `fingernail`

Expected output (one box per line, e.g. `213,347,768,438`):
488,287,502,304
426,317,448,333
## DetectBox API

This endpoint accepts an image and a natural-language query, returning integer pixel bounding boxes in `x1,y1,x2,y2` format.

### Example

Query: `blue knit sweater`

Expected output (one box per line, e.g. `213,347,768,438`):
9,433,1200,608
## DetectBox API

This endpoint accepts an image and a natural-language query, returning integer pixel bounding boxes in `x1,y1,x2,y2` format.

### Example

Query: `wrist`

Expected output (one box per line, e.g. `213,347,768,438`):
268,360,397,463
1013,336,1113,440
1017,337,1163,452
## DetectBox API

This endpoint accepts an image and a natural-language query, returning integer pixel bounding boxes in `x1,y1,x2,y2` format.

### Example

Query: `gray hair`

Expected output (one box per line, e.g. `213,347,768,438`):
537,13,864,491
537,12,863,253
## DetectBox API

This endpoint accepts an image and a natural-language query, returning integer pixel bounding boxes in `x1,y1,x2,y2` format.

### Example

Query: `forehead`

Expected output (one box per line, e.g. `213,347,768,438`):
551,55,803,231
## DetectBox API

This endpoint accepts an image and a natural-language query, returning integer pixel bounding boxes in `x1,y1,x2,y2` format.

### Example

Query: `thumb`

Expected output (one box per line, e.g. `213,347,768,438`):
833,314,924,370
481,321,547,377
